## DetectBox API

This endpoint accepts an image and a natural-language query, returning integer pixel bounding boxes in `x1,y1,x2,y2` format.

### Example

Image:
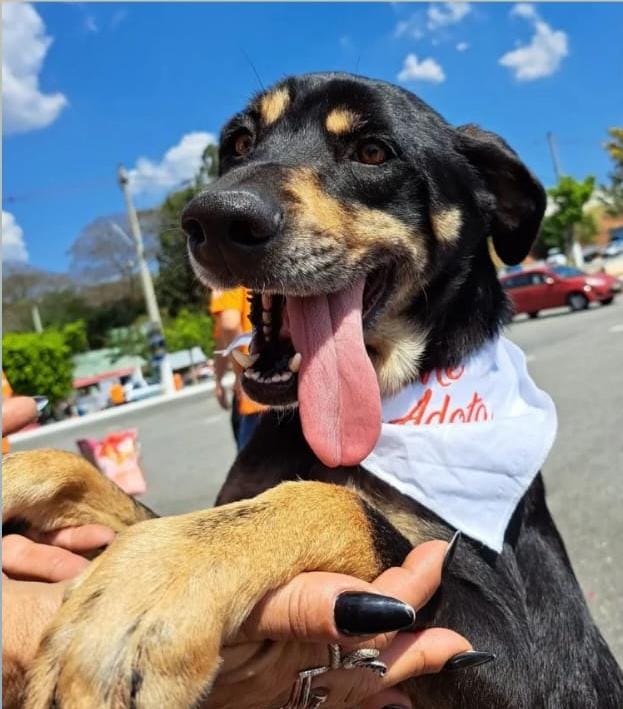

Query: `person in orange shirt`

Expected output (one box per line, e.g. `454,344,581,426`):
109,382,126,406
210,287,264,450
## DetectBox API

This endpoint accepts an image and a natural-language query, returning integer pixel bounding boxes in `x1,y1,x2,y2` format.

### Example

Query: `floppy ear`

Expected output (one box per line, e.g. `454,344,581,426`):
456,124,546,265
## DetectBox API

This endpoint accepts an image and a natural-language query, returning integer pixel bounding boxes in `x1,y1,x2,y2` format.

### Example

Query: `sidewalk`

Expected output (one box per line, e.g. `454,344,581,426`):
10,374,234,444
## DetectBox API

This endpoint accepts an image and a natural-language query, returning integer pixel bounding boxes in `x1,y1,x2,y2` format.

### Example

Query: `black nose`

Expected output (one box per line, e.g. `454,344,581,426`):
181,189,282,251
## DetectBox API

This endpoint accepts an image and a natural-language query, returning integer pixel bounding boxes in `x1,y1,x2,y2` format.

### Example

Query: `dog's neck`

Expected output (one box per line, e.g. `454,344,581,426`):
412,244,510,373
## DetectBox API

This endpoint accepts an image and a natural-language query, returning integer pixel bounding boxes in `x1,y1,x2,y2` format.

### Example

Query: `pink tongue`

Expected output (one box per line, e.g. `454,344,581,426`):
286,279,382,468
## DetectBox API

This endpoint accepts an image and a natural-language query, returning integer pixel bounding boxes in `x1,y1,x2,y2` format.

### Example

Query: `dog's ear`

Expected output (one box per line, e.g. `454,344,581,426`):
456,124,546,265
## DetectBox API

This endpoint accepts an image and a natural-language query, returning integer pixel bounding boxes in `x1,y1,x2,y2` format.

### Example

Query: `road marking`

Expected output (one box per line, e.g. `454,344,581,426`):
609,324,623,333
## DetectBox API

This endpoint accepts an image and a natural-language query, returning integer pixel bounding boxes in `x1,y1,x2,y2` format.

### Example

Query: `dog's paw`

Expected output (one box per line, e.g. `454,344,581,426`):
26,516,225,708
25,481,388,708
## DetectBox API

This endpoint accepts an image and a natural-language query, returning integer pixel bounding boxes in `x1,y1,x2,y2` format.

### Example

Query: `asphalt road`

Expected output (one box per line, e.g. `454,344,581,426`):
12,299,623,662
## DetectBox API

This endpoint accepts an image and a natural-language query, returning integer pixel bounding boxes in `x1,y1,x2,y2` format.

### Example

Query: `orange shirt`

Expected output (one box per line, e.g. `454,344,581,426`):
109,383,126,406
210,287,264,416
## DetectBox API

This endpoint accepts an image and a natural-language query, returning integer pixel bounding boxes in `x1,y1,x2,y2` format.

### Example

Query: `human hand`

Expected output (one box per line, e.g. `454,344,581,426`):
2,396,38,436
211,538,487,709
2,525,115,706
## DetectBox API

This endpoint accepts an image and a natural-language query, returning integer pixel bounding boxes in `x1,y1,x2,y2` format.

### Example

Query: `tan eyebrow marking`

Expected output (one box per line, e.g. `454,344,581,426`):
431,207,463,242
325,108,362,134
260,87,290,125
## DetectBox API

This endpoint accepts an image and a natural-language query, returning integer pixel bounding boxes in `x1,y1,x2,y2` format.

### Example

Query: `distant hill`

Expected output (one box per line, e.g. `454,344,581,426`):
2,261,73,304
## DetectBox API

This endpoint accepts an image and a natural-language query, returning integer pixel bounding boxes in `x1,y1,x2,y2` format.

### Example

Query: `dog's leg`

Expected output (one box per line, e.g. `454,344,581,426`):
3,450,155,535
26,480,410,708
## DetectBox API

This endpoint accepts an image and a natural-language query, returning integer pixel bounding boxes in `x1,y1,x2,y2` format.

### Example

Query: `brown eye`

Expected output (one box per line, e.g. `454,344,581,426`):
356,141,388,165
234,131,254,156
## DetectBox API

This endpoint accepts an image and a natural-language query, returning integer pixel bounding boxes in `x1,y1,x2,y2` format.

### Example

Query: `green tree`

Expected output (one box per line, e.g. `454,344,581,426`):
59,320,89,354
163,309,214,356
2,331,73,404
534,176,597,258
600,127,623,216
156,143,219,316
106,324,151,363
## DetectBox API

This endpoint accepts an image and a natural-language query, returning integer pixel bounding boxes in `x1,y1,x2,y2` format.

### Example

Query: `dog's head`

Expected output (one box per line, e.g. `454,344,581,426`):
182,73,545,466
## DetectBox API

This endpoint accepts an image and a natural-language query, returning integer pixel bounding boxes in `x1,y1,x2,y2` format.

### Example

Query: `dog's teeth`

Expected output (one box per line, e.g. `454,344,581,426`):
248,370,260,381
271,374,282,383
262,294,272,310
288,353,302,373
262,311,272,324
232,350,259,369
280,371,292,381
263,325,271,337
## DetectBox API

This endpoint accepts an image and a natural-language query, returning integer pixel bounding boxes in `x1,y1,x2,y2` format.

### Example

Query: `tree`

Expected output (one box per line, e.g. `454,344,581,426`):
59,320,89,354
156,143,219,316
68,213,158,297
85,297,146,349
533,176,597,258
163,309,214,356
600,127,623,216
2,331,73,404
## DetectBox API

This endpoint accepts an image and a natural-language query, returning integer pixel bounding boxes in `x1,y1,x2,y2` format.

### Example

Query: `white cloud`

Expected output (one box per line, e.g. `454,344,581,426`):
395,3,471,41
456,41,470,51
84,14,99,33
2,3,68,135
2,211,29,262
511,3,538,21
128,132,217,196
500,6,569,81
398,53,446,84
394,15,425,40
427,2,471,30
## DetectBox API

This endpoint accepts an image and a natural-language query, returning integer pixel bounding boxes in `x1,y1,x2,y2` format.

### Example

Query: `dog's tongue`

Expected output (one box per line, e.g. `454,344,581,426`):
286,279,381,468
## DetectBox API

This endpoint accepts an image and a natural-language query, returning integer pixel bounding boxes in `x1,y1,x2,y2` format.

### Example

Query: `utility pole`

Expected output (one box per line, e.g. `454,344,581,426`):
546,131,563,182
117,165,175,394
117,165,162,329
31,304,43,333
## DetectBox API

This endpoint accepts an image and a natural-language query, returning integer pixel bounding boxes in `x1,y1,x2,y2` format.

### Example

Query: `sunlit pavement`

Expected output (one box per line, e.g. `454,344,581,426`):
12,298,623,663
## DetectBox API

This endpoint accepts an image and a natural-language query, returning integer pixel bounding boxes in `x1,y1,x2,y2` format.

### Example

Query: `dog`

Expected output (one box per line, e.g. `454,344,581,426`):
5,72,622,708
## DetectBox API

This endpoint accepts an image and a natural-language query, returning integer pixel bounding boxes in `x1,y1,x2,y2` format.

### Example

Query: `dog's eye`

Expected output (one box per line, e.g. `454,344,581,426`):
233,130,254,157
355,141,388,166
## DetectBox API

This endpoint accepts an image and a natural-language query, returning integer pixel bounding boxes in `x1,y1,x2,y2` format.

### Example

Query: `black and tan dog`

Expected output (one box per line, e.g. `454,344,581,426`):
5,73,623,708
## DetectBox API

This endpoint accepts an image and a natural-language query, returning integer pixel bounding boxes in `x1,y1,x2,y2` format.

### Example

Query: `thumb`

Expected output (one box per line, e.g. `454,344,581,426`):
237,571,415,644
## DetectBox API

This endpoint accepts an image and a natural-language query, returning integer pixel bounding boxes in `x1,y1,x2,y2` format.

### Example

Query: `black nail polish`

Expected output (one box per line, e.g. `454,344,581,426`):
443,651,495,672
334,592,416,636
443,531,461,576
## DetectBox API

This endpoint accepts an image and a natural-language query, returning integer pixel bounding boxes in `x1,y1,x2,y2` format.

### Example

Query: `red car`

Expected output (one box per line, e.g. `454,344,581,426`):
500,266,620,318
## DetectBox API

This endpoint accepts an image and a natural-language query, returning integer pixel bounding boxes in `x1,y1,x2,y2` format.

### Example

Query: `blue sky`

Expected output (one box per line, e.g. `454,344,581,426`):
3,2,622,272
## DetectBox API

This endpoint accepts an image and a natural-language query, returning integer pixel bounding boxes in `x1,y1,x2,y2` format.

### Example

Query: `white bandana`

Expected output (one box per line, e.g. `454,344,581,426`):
362,337,557,552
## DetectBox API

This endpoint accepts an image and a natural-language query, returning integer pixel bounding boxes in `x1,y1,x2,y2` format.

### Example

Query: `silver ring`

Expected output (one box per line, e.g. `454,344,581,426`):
277,643,387,708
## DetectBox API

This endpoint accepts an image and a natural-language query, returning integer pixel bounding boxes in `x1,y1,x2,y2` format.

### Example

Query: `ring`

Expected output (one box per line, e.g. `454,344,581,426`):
277,643,387,708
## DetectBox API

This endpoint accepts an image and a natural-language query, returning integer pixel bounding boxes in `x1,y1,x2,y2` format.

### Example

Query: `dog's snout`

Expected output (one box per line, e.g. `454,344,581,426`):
182,190,282,251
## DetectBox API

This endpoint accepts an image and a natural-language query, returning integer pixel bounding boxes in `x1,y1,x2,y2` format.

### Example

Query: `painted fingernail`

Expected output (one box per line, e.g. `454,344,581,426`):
443,651,495,671
33,396,49,413
443,531,461,576
334,592,415,636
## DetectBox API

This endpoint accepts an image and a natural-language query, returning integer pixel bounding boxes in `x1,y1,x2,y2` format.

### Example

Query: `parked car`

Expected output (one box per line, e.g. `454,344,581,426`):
500,266,619,318
603,237,623,259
